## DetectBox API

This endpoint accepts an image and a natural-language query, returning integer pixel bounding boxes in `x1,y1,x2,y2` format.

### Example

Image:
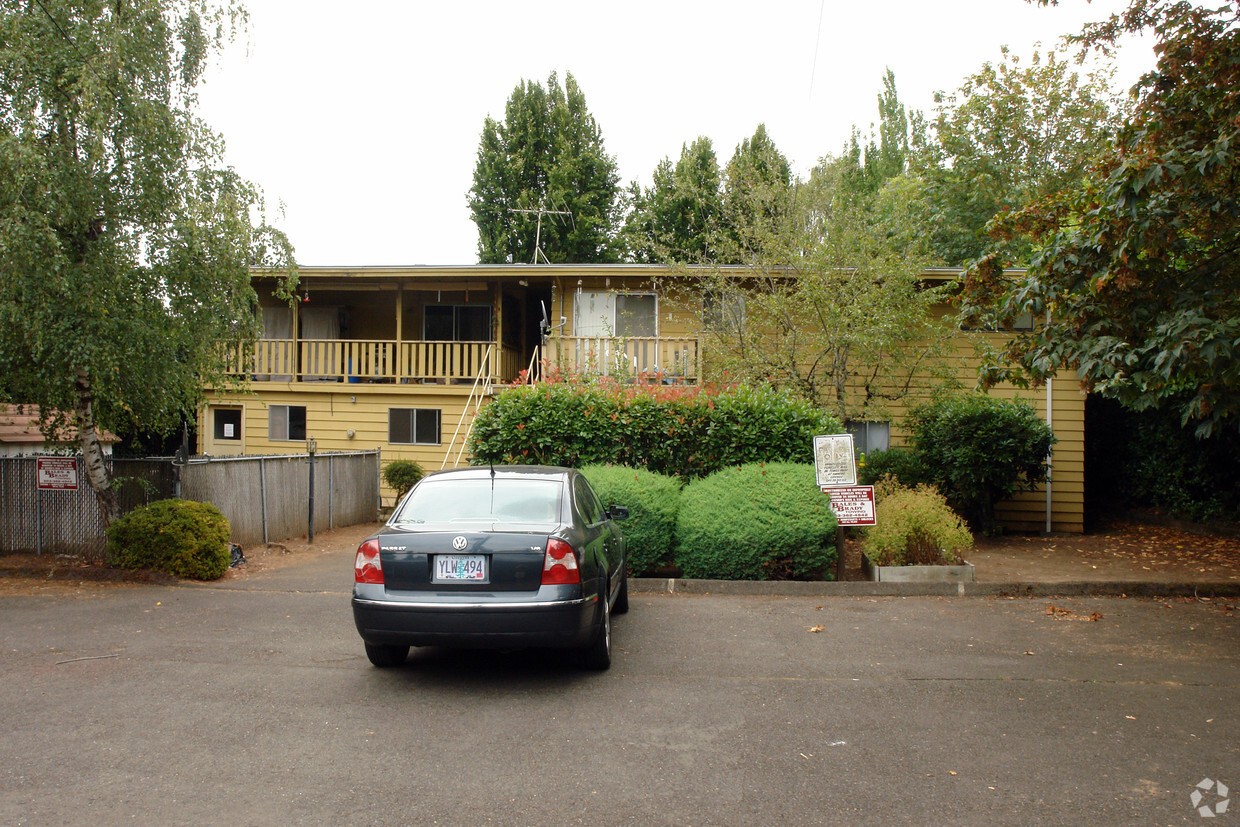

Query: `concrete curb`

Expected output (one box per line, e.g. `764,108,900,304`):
630,577,1240,599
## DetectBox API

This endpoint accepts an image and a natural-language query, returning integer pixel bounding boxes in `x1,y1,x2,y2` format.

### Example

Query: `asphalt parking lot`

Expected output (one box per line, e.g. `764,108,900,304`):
1,547,1237,825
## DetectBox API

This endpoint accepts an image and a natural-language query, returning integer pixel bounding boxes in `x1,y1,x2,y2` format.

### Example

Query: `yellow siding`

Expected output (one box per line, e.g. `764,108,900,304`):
201,383,486,506
218,265,1090,532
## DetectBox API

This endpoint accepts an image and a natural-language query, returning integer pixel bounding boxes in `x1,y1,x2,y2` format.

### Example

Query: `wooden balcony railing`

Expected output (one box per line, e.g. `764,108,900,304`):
226,337,696,385
230,339,522,384
542,336,700,381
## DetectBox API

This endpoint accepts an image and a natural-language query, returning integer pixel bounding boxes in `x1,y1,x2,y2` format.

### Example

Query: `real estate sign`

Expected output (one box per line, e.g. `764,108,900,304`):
821,485,877,527
37,457,79,490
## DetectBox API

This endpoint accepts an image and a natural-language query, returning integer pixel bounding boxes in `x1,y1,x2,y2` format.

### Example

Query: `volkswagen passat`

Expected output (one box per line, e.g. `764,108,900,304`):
352,466,628,669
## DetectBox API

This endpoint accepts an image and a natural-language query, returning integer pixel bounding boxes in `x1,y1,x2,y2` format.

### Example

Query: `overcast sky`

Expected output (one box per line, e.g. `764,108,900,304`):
196,0,1155,267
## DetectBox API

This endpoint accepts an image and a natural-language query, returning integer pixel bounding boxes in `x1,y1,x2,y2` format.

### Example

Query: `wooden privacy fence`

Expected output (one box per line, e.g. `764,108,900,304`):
0,451,381,557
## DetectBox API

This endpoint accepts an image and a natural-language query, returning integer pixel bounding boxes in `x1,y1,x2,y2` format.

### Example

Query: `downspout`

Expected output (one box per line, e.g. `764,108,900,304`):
1045,309,1053,534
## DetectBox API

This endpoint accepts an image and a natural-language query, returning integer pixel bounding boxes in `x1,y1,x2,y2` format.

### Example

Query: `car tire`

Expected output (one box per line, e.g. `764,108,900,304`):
613,569,629,615
364,642,409,668
579,588,611,670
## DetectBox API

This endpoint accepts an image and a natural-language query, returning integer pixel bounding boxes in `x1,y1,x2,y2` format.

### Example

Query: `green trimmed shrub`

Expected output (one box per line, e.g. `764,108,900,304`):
907,394,1056,533
675,463,838,580
468,381,840,480
859,447,929,488
580,464,682,576
863,484,973,566
382,459,426,498
106,499,231,580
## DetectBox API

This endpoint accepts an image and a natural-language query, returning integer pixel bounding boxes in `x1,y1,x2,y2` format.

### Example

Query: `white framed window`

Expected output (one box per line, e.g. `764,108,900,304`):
389,408,441,445
845,421,890,454
573,291,658,337
269,405,307,441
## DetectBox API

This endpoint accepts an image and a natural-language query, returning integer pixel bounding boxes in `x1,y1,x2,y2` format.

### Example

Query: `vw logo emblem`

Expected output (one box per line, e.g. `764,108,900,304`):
451,536,468,551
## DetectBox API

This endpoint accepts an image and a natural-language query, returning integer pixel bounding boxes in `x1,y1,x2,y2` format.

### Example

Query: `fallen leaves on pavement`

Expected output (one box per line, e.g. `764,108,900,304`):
1044,604,1103,622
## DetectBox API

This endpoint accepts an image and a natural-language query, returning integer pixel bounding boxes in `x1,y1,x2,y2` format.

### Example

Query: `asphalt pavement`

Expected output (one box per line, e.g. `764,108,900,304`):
1,545,1237,825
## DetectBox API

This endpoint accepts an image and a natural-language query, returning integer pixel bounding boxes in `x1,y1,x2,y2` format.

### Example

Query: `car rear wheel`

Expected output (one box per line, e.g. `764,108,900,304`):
578,588,611,670
364,642,409,668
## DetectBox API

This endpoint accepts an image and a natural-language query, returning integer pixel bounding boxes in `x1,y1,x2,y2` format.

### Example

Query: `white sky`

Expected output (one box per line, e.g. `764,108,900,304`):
196,0,1155,267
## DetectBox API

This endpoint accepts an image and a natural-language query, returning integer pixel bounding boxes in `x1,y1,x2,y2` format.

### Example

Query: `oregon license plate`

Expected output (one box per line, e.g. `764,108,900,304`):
434,554,487,582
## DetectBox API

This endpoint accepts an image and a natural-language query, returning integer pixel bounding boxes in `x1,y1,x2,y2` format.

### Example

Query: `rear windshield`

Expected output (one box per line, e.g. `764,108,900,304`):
392,477,563,524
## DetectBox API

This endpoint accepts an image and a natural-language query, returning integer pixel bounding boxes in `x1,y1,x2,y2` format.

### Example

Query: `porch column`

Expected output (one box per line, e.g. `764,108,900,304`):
493,281,503,382
396,284,404,382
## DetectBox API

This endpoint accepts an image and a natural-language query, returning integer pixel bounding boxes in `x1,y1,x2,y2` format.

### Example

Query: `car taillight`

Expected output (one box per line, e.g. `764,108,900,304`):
541,537,580,586
354,538,384,584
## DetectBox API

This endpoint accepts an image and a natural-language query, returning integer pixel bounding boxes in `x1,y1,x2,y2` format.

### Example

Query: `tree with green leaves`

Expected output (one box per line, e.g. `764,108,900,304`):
0,0,296,534
683,167,956,423
838,68,924,196
916,46,1123,265
623,136,723,263
720,124,792,260
966,0,1240,437
816,70,936,260
469,72,621,264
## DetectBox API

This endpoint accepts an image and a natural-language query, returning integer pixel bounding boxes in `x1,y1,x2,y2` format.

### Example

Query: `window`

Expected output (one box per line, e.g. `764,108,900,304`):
961,311,1035,332
702,292,745,335
269,405,307,441
213,408,242,441
573,291,658,337
573,475,603,525
389,408,441,445
391,477,561,524
614,294,657,337
846,421,890,454
424,305,492,341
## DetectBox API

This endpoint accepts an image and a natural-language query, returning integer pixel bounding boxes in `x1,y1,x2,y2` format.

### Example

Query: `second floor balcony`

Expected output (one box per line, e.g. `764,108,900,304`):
225,335,701,386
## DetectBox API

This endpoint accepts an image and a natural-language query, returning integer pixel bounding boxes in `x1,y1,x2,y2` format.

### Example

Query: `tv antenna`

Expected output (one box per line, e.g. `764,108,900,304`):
513,200,574,264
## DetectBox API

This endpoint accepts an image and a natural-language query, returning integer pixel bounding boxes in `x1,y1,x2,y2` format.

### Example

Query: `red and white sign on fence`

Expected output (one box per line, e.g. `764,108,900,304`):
37,457,79,490
821,485,876,526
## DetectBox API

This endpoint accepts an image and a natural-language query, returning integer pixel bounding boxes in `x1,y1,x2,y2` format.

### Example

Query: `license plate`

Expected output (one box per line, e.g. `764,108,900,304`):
434,554,488,582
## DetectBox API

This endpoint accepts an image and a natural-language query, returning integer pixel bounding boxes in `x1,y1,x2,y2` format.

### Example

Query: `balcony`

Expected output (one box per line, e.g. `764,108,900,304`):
228,339,525,385
541,336,700,382
225,335,701,386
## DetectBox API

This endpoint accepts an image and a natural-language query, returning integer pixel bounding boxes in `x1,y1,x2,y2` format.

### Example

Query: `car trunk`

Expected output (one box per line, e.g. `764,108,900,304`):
378,524,554,593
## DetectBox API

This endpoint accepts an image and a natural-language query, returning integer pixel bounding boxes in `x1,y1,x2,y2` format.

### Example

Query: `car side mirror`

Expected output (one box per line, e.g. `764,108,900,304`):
607,505,629,521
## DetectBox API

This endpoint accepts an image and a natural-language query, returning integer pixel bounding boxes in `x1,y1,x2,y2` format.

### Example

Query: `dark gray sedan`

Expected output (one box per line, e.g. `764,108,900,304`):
352,465,628,669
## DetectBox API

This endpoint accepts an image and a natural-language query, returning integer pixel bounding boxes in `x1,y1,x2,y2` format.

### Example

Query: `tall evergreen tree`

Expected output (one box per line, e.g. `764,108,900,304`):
624,136,723,263
468,72,621,264
720,124,792,260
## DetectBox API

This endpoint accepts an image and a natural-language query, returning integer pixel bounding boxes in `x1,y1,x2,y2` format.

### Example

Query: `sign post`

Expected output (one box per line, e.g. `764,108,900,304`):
814,434,877,581
35,457,80,556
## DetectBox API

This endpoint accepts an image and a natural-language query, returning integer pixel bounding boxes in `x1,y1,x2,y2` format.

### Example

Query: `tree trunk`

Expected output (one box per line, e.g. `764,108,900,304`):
75,367,118,555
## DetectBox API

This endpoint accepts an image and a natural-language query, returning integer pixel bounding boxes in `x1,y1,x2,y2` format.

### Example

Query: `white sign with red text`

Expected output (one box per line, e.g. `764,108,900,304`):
37,457,79,490
821,485,876,527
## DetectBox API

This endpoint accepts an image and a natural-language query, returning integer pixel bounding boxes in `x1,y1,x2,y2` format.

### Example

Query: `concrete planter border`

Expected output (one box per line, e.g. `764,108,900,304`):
861,555,975,583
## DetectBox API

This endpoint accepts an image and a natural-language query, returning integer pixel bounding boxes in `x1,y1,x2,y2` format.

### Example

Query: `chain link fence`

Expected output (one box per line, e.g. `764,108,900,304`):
0,451,380,556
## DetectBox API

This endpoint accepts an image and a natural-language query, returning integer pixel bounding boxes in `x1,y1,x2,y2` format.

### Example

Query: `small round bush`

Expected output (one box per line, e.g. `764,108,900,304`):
863,485,973,566
382,459,426,498
908,393,1055,533
106,499,231,580
580,464,682,576
675,463,837,580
